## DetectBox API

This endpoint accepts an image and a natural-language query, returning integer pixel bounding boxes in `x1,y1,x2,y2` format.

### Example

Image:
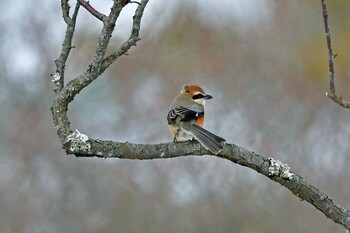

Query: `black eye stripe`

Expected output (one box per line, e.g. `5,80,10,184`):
192,94,204,100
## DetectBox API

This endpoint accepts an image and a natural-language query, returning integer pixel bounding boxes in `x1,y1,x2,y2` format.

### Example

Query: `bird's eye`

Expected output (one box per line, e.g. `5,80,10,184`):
192,94,204,100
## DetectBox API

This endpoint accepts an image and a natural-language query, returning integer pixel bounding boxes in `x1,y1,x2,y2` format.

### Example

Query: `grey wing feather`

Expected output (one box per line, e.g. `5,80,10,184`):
167,106,200,125
184,124,226,154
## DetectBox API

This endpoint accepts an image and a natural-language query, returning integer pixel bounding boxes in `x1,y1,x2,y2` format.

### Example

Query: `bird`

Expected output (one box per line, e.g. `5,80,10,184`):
167,84,226,154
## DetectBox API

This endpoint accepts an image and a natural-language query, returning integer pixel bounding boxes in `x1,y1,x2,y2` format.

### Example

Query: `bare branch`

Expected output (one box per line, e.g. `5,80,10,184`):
321,0,335,94
51,0,149,143
53,1,80,92
130,1,141,5
60,0,72,24
326,92,350,108
51,0,123,143
102,0,148,70
321,0,350,109
90,0,123,69
58,0,149,110
59,135,350,230
72,1,80,22
77,0,107,22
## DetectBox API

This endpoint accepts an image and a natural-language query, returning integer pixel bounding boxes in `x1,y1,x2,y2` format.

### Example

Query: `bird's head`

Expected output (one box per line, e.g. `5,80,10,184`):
181,84,213,105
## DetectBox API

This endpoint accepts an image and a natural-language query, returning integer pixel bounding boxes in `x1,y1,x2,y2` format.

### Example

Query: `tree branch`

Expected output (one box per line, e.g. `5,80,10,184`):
77,0,107,22
101,0,147,70
51,0,149,144
60,131,350,230
53,0,80,93
321,0,350,109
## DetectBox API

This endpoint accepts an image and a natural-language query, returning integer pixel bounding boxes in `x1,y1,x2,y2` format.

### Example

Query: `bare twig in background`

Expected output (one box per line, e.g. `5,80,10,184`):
321,0,350,108
77,0,107,22
53,0,80,93
51,0,350,230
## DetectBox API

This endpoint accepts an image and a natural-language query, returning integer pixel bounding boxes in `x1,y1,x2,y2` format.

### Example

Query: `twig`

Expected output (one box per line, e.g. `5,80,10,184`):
53,1,80,92
101,0,148,70
321,0,335,94
77,0,107,22
72,1,80,22
130,1,141,5
321,0,350,108
60,0,72,24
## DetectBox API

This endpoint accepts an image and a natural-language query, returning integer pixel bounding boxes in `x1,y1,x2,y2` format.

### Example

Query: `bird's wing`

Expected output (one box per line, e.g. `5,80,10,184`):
167,106,203,125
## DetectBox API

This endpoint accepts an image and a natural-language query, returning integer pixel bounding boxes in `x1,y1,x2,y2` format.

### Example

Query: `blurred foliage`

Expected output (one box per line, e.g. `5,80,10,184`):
1,1,350,233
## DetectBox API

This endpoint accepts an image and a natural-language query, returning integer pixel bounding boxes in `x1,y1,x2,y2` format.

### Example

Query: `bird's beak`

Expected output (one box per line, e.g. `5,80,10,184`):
204,94,213,100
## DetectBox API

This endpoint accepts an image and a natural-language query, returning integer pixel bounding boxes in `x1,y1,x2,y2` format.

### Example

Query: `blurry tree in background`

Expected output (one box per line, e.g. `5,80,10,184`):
1,0,350,233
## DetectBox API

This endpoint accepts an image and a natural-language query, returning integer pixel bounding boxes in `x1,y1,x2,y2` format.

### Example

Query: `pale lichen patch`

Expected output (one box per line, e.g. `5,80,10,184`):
65,129,90,152
52,72,61,83
268,157,294,180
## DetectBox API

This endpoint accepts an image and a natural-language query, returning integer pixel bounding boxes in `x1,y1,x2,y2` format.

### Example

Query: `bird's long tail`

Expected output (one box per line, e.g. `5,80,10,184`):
188,124,226,154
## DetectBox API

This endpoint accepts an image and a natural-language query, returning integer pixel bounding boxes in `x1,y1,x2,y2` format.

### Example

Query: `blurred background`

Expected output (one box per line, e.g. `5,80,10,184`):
1,0,350,232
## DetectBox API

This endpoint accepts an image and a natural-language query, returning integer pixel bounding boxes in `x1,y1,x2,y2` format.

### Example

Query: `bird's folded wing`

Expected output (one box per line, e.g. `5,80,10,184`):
167,106,203,125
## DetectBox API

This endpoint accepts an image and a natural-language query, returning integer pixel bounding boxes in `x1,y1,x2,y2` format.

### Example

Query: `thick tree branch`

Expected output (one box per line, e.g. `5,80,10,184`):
59,132,350,229
321,0,350,109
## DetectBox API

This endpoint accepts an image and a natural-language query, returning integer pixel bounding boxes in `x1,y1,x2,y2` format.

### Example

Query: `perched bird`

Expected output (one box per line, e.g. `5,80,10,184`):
167,84,226,154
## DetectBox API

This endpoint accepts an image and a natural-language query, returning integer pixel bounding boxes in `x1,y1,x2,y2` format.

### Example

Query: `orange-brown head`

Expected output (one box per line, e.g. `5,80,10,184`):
182,84,205,95
180,84,213,105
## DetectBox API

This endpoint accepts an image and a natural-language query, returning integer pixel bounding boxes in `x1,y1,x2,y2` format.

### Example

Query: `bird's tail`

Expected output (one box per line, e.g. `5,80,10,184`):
189,124,226,154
